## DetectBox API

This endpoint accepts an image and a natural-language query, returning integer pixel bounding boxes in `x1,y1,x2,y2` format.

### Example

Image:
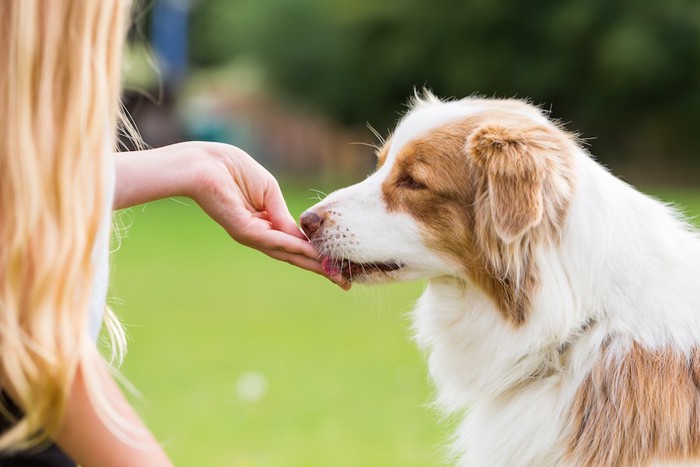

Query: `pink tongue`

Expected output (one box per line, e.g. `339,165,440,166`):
322,257,342,275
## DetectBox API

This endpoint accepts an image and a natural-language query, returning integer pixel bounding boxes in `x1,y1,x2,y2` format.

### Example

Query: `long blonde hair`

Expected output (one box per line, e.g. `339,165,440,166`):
0,0,130,450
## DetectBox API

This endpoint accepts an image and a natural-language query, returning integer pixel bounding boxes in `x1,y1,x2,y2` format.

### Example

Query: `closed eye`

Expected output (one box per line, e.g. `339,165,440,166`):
397,174,426,190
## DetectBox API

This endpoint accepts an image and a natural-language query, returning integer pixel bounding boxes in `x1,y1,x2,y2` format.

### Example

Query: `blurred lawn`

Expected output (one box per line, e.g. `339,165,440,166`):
108,185,699,467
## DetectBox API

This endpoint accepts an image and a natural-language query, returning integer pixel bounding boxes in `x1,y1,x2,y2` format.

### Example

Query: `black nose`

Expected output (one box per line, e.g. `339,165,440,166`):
300,210,324,239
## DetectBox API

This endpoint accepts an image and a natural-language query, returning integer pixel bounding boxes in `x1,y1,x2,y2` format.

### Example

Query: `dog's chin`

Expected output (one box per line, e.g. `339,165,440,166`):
321,256,407,284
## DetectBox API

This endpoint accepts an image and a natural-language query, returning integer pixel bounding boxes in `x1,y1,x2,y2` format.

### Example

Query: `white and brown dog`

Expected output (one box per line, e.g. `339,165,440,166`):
300,93,700,466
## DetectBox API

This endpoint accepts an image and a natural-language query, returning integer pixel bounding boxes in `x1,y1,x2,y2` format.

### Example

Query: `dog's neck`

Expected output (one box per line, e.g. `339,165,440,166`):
563,155,700,351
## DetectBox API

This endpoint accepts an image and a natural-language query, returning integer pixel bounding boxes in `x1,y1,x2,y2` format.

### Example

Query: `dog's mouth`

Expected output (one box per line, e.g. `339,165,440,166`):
322,256,403,281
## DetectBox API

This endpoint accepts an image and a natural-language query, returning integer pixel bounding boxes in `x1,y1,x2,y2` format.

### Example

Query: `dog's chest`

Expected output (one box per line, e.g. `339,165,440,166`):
413,281,576,465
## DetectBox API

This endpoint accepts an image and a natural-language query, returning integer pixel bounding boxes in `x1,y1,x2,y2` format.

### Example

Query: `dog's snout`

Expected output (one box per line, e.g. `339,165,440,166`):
300,210,325,239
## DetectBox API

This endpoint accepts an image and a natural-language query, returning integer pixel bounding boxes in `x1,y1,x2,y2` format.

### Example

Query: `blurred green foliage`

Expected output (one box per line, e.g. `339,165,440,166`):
189,0,700,168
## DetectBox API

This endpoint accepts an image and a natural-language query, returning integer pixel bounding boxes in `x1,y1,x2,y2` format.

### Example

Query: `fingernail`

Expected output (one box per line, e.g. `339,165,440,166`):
330,275,351,291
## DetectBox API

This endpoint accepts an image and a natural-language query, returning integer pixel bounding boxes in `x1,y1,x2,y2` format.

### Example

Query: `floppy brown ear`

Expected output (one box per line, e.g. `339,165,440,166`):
469,124,553,243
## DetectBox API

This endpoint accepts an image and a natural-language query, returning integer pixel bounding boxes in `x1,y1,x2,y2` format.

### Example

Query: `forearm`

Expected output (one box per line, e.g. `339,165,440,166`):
52,348,172,467
113,142,205,210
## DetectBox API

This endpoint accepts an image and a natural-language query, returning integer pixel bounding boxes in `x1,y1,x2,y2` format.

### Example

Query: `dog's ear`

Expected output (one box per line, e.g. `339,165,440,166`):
469,124,555,243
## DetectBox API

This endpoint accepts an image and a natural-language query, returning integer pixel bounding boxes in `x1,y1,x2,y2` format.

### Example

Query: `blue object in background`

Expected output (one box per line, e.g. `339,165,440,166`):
151,0,190,88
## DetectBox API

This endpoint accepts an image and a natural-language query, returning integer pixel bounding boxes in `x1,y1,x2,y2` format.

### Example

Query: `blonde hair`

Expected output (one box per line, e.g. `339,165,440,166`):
0,0,130,450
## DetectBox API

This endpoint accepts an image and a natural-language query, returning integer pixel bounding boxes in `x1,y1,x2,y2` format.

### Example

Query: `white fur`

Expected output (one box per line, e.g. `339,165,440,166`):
305,95,700,466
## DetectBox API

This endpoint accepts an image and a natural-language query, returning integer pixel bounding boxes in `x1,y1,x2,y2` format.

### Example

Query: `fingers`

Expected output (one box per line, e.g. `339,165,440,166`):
239,220,351,290
263,181,308,241
261,249,351,290
247,229,319,258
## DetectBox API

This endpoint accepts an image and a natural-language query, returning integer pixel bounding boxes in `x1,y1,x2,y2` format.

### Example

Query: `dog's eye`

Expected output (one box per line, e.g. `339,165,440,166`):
397,174,426,190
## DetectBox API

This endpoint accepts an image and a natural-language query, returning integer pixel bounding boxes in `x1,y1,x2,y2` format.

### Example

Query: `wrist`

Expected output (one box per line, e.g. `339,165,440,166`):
168,141,213,200
180,141,237,206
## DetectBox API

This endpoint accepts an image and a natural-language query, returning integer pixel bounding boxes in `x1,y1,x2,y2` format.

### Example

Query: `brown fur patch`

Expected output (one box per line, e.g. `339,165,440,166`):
380,107,575,325
569,342,700,466
469,124,548,242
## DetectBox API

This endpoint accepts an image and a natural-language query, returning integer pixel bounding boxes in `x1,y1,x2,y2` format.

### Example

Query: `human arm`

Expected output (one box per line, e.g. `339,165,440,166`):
52,346,172,466
114,141,349,289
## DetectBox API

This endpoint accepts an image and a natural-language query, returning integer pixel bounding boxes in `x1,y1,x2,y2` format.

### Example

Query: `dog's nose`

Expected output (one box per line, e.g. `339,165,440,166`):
300,210,324,239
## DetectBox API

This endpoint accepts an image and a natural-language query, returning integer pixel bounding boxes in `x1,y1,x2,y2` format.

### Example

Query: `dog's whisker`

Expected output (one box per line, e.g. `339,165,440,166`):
308,188,328,200
366,122,386,146
349,141,380,151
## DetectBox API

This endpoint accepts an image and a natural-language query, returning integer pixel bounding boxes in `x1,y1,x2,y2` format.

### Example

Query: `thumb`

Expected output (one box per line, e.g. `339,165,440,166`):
264,181,308,240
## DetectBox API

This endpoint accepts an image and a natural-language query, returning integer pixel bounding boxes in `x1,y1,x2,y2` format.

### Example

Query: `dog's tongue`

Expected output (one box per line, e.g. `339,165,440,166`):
322,256,341,275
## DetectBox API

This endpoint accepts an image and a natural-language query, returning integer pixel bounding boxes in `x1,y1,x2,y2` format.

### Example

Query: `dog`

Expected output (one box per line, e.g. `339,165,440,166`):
300,92,700,466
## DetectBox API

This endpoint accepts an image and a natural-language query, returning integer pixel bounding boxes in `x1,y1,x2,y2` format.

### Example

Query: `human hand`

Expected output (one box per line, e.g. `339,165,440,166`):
187,142,351,290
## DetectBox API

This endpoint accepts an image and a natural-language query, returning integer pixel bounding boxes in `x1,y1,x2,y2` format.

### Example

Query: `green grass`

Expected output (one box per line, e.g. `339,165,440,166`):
109,184,699,467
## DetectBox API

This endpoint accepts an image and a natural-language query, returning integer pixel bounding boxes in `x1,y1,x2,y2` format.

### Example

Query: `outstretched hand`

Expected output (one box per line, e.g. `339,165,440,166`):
189,143,351,290
114,141,350,289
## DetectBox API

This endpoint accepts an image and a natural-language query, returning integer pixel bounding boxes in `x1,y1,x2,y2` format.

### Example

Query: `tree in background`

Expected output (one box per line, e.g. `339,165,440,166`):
189,0,700,174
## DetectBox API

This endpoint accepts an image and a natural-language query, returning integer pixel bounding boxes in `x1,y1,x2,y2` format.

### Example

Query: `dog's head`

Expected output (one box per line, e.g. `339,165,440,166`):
302,94,576,324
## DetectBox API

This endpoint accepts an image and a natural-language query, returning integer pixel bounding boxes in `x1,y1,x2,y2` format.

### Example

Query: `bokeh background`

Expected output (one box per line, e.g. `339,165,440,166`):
111,0,700,465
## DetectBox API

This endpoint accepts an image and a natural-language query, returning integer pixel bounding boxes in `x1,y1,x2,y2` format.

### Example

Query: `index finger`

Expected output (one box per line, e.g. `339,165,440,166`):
252,229,320,259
